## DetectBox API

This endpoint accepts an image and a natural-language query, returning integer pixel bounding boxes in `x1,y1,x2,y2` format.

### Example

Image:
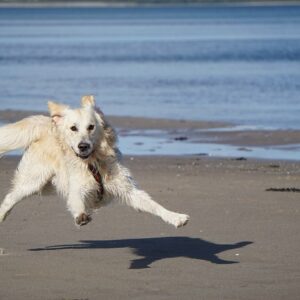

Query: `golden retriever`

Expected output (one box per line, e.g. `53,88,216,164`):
0,96,189,227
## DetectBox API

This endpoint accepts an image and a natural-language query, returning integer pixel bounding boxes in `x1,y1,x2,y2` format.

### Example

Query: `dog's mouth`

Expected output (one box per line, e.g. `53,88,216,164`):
72,148,93,160
76,153,90,159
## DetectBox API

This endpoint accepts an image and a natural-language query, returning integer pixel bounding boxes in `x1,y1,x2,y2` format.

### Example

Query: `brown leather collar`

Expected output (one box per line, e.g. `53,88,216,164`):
88,164,104,199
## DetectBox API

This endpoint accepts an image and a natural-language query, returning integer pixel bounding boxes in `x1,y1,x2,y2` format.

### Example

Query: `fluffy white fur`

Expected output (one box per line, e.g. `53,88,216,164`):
0,96,189,228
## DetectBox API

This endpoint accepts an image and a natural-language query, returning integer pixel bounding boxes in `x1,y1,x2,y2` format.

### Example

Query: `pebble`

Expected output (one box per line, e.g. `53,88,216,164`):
0,248,5,255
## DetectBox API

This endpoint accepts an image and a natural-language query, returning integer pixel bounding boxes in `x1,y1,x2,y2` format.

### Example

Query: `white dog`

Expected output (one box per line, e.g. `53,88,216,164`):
0,96,189,228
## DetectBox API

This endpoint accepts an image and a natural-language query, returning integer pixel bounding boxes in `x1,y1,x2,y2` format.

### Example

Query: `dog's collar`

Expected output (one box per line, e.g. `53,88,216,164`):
88,164,104,200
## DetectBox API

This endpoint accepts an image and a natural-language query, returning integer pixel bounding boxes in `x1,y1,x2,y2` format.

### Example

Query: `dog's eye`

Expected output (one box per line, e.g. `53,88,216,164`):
87,124,95,131
70,125,78,132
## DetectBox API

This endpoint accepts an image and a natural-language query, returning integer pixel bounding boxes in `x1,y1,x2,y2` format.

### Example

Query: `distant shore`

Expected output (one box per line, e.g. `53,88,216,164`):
0,0,299,7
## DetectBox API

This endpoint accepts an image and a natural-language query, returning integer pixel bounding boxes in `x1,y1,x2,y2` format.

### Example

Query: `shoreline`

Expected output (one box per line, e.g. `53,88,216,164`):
1,109,300,160
1,109,300,146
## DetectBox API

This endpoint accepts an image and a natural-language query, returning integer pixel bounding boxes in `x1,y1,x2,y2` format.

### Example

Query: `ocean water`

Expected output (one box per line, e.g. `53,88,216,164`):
0,5,300,129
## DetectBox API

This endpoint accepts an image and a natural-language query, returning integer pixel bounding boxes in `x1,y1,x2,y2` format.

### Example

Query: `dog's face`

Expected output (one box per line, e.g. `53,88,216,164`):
48,95,103,159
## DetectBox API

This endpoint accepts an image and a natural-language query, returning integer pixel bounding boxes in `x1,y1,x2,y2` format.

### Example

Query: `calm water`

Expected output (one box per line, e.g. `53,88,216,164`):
0,5,300,128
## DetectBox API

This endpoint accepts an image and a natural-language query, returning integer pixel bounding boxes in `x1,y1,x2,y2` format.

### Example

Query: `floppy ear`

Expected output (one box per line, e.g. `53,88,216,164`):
48,101,68,124
81,95,95,108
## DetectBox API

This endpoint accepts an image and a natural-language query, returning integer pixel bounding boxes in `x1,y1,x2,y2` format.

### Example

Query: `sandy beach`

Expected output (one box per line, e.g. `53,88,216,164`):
0,110,300,299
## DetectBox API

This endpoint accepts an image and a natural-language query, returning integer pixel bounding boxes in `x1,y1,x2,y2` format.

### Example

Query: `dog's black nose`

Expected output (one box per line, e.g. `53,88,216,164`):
78,142,90,152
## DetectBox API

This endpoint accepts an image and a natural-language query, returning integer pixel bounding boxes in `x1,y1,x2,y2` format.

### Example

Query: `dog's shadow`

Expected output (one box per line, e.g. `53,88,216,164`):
30,237,252,269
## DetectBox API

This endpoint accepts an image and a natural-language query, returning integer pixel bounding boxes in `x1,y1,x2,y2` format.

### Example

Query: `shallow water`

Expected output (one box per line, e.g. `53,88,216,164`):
118,129,300,160
0,5,300,128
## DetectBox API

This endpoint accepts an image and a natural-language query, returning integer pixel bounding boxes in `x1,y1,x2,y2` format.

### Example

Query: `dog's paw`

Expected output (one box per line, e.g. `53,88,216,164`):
75,213,92,226
169,213,190,228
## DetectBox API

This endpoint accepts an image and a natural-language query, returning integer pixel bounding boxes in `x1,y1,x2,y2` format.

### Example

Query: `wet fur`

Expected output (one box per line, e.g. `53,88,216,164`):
0,96,189,228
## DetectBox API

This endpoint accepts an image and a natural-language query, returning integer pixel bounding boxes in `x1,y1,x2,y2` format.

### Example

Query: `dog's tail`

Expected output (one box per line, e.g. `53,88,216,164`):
0,115,51,156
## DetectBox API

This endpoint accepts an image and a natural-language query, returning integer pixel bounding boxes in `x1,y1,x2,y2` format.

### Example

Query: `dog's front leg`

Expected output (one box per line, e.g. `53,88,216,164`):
125,188,190,228
67,182,91,226
105,165,189,228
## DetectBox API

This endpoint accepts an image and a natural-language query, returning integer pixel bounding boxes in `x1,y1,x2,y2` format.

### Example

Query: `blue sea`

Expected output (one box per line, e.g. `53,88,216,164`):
0,5,300,130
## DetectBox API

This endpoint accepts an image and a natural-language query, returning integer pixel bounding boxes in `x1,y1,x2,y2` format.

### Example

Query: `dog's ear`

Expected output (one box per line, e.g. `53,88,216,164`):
48,101,68,124
81,95,95,108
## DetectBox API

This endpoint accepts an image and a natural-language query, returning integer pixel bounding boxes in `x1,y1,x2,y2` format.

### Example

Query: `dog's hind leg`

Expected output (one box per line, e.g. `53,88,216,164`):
0,151,54,223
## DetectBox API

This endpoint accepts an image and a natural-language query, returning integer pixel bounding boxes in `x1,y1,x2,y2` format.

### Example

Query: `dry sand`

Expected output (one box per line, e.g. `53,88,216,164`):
0,110,300,299
0,155,300,300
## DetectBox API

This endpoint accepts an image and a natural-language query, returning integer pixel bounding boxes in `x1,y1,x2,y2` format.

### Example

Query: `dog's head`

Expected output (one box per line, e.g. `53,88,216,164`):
48,95,106,159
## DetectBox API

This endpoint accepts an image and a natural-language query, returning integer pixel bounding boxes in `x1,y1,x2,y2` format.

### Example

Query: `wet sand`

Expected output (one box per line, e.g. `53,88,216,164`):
1,109,300,148
0,109,229,130
0,155,300,299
